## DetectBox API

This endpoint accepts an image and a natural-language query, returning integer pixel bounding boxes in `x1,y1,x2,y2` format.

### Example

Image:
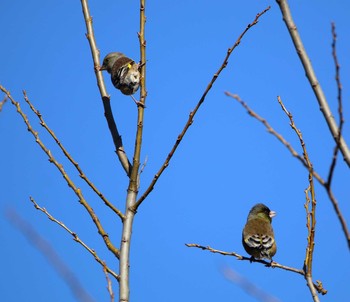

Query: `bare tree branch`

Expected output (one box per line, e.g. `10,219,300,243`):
185,243,304,275
0,94,8,111
276,0,350,166
118,2,148,302
5,207,96,302
80,0,132,176
22,90,125,221
133,6,271,211
0,85,120,259
226,92,350,248
29,197,120,281
186,243,327,295
277,96,320,302
326,23,344,188
103,264,115,302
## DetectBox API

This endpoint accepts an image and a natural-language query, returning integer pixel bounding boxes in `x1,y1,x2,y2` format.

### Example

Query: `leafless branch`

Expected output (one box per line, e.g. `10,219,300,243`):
226,92,350,248
186,243,327,296
103,263,115,302
118,2,148,302
29,197,119,281
22,90,125,221
133,6,271,211
326,23,344,188
185,243,304,275
277,96,320,302
0,85,120,259
5,207,95,302
80,0,132,176
275,0,350,166
0,94,8,111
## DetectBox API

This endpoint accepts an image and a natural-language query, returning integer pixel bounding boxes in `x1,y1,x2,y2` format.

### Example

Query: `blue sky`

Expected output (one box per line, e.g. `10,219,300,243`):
0,1,349,302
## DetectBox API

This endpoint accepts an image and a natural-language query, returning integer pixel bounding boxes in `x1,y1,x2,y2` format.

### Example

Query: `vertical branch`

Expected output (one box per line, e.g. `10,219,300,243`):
326,23,344,188
80,0,132,176
276,0,350,167
278,96,319,302
119,2,147,302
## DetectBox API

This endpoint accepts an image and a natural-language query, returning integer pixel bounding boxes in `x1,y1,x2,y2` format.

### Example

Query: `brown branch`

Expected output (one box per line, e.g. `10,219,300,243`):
22,91,125,221
30,197,120,281
185,244,304,275
118,2,147,302
0,86,120,259
133,6,271,211
227,92,350,248
277,96,320,302
5,207,95,302
186,243,327,295
0,94,8,111
80,0,132,177
103,263,115,302
275,0,350,167
326,23,344,188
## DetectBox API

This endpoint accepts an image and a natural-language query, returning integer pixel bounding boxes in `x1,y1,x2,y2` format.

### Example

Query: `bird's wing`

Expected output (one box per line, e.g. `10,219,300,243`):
245,234,275,249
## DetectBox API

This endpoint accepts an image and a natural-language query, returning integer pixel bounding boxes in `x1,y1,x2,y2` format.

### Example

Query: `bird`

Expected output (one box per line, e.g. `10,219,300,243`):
100,52,141,102
242,203,277,260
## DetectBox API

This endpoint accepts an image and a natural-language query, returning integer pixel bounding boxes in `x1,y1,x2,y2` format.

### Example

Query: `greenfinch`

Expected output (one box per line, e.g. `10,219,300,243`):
100,52,140,96
242,203,277,260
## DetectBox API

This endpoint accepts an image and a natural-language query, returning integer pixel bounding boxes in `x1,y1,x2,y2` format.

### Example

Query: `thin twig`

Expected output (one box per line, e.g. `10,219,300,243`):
80,0,132,176
227,92,350,248
6,207,96,302
185,244,304,275
30,197,120,281
186,243,327,295
0,86,120,259
103,264,115,301
0,94,8,111
326,23,344,188
225,92,324,183
133,6,271,211
277,96,320,302
22,91,125,221
276,0,350,166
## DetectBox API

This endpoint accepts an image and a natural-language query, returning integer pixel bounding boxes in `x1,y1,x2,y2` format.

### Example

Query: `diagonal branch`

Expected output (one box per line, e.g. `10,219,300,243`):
22,91,125,221
6,207,96,302
30,197,120,281
0,86,120,259
80,0,132,176
227,92,350,248
276,0,350,167
133,6,271,211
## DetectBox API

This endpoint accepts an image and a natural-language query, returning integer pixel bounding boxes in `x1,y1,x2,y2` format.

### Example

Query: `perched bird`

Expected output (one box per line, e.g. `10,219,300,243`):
242,203,277,260
100,52,140,97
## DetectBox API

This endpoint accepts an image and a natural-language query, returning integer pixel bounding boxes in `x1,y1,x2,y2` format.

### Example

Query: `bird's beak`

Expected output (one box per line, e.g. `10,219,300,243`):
269,210,276,218
98,65,106,71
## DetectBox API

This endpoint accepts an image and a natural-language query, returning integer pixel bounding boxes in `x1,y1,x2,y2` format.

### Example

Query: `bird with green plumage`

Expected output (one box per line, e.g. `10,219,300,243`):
242,203,277,260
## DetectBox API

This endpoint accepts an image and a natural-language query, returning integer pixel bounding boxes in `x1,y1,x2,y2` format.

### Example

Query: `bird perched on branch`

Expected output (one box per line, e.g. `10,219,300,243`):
100,52,141,101
242,203,277,260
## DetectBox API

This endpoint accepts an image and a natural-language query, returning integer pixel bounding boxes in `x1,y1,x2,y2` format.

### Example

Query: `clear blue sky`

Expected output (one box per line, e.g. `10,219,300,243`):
0,1,349,302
